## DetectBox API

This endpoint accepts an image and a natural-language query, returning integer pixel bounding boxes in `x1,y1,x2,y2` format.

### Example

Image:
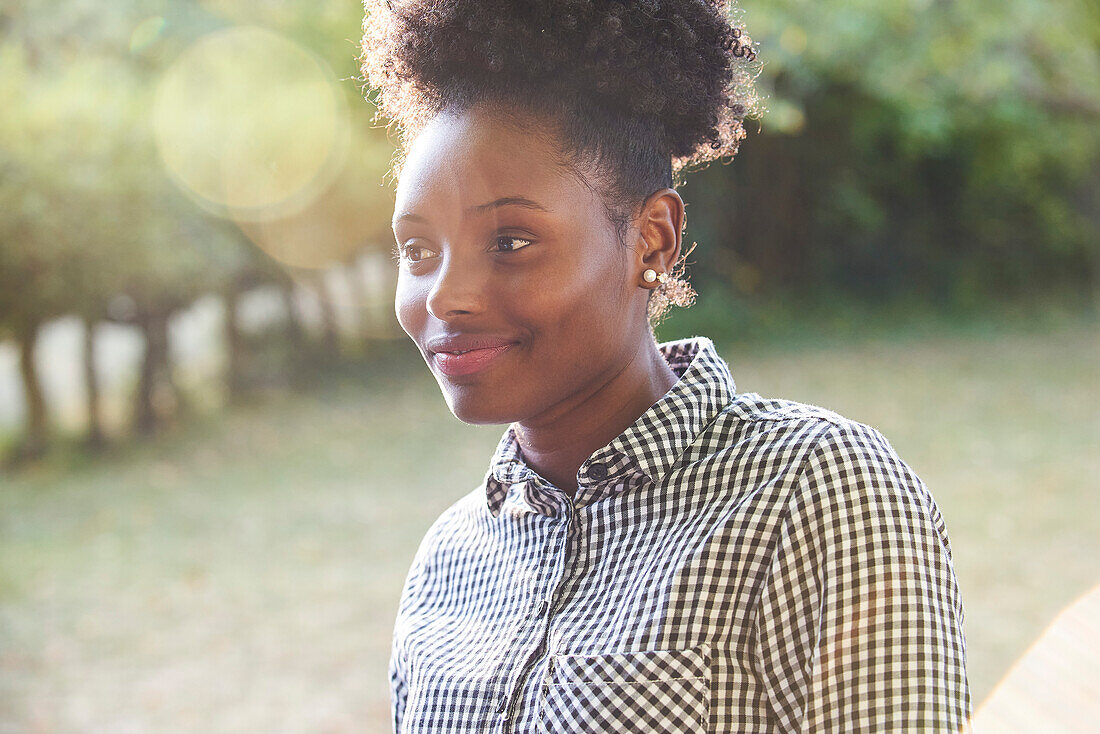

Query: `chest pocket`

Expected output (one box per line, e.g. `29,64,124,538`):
402,669,496,734
537,644,711,733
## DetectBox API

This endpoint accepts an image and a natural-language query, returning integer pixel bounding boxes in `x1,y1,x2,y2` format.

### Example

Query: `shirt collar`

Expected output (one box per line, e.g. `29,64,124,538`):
484,336,735,518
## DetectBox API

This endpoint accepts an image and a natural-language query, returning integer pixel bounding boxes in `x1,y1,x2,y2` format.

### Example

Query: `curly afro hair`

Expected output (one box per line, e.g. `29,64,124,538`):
359,0,762,326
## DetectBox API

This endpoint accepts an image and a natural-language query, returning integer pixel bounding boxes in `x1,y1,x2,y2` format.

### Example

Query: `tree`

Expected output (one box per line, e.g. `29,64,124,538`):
681,0,1099,305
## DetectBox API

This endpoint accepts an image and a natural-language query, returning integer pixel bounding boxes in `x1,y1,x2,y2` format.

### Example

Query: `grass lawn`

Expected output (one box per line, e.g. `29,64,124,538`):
1,319,1097,733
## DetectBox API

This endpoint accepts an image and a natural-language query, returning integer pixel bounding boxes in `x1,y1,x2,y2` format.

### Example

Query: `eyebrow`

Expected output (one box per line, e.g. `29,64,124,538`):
392,196,550,228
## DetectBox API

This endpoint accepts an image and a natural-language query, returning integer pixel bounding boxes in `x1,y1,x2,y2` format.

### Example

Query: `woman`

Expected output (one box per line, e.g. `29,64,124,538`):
360,1,971,732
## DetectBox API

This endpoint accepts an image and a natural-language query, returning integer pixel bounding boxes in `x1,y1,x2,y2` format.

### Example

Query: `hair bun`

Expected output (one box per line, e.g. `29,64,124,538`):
360,0,761,172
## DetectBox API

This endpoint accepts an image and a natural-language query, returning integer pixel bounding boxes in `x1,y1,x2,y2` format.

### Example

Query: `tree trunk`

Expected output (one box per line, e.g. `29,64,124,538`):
731,132,812,292
12,316,48,461
82,314,105,450
315,273,340,360
132,309,174,436
279,278,310,388
342,258,372,355
224,285,246,403
281,279,305,352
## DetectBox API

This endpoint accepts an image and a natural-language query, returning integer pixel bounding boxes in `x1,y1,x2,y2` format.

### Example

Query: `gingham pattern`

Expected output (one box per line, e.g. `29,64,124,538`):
389,336,971,733
539,644,711,733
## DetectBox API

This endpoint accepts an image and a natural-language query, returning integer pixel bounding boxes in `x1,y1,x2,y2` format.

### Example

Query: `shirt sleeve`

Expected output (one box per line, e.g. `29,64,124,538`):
752,420,972,733
388,504,454,734
389,631,409,734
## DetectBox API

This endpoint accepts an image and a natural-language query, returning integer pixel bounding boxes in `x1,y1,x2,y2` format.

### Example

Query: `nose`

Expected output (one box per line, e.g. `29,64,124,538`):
424,250,486,321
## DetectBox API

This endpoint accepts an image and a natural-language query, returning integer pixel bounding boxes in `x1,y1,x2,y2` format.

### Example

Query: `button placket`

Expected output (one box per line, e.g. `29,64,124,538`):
500,505,573,732
535,512,573,706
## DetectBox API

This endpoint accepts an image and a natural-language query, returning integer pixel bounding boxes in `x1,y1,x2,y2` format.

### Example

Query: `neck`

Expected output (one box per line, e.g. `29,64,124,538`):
514,337,679,496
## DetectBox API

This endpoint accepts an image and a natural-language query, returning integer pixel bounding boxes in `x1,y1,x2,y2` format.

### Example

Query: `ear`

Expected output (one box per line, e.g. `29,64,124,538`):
632,188,685,277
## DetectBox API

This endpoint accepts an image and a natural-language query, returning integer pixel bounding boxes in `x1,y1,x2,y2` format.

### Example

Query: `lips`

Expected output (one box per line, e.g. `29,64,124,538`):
427,334,518,354
426,334,520,377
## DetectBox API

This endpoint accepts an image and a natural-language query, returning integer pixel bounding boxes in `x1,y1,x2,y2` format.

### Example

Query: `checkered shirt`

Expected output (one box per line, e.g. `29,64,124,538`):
389,336,971,733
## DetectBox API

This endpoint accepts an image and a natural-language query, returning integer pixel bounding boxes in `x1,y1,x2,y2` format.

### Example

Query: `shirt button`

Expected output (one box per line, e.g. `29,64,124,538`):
587,462,608,480
536,600,549,617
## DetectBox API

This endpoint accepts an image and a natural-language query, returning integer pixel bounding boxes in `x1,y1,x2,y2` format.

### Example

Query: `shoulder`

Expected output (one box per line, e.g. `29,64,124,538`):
734,398,956,563
404,482,494,572
703,392,943,528
687,391,864,481
792,412,936,519
723,390,851,428
714,391,914,475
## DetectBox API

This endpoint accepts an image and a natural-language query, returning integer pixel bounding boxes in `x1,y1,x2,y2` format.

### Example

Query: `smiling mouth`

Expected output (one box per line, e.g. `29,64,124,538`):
432,344,515,377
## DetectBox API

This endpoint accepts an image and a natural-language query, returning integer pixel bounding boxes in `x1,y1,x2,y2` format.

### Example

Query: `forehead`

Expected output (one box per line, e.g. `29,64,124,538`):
394,107,589,218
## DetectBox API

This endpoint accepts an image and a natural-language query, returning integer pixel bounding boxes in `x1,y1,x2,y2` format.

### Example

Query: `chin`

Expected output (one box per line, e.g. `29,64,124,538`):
441,389,513,426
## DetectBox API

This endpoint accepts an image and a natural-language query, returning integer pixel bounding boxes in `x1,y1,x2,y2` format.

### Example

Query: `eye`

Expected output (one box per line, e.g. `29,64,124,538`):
494,235,533,252
397,242,437,264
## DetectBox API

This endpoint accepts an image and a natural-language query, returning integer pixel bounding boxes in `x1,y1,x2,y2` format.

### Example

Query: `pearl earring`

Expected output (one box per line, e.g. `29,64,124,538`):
642,269,667,284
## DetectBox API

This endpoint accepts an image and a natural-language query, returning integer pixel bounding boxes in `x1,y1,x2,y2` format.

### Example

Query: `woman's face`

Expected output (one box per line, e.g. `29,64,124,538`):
392,105,651,425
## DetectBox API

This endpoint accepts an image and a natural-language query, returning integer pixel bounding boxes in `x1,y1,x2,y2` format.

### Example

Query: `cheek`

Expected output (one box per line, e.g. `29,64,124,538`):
394,272,425,337
523,249,630,333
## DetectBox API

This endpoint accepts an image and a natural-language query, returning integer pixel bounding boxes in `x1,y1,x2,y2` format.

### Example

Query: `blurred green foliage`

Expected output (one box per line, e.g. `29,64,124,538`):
2,0,1096,329
0,0,391,338
682,0,1099,306
0,0,398,455
0,0,1096,454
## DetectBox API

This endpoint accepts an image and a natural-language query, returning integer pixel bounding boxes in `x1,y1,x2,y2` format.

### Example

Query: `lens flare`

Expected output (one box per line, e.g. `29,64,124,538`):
971,582,1100,733
152,26,347,222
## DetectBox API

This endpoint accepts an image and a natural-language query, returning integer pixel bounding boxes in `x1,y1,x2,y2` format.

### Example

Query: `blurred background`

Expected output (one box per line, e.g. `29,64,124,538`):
0,0,1096,732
